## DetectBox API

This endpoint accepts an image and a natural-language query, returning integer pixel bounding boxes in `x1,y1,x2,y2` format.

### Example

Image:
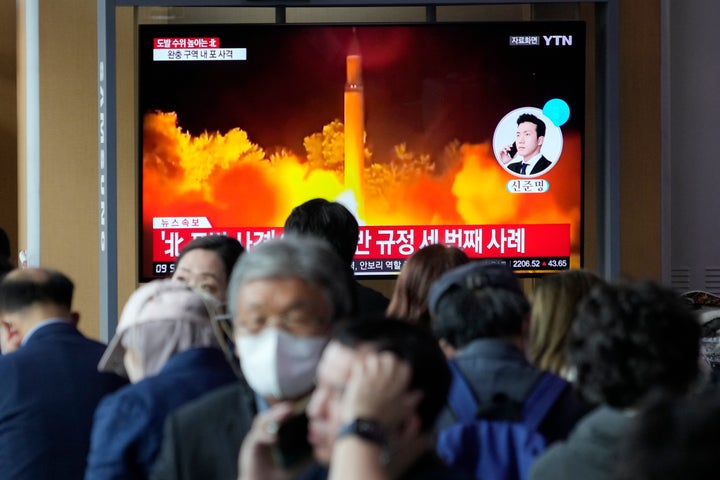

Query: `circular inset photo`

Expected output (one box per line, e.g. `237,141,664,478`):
492,107,564,178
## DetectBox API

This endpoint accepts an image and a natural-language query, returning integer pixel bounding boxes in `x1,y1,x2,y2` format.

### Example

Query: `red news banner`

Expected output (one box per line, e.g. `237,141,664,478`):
152,224,570,274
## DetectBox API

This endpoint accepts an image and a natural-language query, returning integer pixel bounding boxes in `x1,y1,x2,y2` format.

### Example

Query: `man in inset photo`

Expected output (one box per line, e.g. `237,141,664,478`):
501,113,552,176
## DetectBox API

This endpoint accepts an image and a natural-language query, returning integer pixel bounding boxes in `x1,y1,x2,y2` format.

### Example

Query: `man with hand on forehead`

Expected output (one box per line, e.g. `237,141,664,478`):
151,235,356,480
239,319,471,480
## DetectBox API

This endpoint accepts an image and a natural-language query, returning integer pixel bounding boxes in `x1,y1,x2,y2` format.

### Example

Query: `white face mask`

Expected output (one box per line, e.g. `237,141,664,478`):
235,327,327,400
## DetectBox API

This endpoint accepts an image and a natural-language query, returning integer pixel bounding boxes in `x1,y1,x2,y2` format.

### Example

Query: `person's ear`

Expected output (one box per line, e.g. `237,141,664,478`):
395,412,422,443
538,135,545,146
1,320,22,352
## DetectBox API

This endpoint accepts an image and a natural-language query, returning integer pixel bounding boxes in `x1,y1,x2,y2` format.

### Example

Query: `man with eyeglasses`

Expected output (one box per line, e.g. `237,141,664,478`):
151,235,356,480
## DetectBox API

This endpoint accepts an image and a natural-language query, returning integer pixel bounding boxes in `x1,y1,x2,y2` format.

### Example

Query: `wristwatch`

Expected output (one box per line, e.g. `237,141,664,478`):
337,418,387,446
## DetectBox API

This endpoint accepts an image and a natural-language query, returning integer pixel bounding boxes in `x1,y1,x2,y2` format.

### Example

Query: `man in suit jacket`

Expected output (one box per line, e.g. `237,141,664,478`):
150,381,257,480
151,236,356,480
503,113,553,176
0,268,127,480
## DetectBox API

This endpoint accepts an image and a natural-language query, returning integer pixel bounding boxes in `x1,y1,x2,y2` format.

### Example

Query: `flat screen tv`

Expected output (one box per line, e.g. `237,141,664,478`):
139,21,585,280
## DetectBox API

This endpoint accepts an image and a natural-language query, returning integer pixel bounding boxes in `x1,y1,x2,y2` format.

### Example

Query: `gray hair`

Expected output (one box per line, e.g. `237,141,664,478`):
227,235,356,322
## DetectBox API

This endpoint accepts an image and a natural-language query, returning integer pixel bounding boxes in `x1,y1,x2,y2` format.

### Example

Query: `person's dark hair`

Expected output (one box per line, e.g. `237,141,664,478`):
0,258,13,280
283,198,359,266
569,281,701,408
0,227,10,260
614,392,720,480
517,113,546,138
387,244,469,329
0,269,74,313
333,318,451,432
432,287,529,349
174,235,244,282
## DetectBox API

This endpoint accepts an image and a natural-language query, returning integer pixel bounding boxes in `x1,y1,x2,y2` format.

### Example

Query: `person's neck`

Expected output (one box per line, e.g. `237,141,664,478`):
13,305,71,337
524,150,541,161
508,334,527,353
385,434,434,480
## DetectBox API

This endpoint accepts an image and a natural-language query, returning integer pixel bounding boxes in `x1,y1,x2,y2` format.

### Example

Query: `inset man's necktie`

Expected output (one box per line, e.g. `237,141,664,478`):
520,163,528,175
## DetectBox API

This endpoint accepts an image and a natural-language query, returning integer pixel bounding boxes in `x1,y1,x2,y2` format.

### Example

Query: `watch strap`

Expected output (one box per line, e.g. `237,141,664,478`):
337,418,387,446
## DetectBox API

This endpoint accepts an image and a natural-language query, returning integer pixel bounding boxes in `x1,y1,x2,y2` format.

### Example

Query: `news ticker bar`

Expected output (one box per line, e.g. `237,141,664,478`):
351,257,571,275
152,256,569,279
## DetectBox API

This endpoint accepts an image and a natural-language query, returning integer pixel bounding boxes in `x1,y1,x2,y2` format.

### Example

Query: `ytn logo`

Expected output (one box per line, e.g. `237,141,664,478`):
543,35,573,46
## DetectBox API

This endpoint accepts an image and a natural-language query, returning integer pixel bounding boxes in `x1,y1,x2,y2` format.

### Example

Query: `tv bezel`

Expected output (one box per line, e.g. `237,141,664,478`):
136,19,587,282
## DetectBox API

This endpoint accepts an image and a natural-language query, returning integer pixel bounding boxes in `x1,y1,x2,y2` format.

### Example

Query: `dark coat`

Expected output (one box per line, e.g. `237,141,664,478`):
0,322,127,480
355,281,390,317
530,406,632,480
85,347,237,480
150,380,258,480
507,156,552,176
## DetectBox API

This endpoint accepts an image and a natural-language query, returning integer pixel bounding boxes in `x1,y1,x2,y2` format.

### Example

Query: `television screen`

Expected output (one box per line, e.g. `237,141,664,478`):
139,21,585,280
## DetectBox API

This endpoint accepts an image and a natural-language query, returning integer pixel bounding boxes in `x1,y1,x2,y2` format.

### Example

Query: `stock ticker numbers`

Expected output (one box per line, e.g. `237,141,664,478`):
511,257,569,272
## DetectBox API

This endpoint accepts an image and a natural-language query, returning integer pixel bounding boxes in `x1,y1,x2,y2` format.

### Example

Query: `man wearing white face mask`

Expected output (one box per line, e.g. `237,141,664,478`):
151,235,356,480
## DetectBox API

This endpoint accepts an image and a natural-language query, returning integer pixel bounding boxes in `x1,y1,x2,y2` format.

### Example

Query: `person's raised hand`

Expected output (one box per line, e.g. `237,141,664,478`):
238,402,295,480
340,351,422,429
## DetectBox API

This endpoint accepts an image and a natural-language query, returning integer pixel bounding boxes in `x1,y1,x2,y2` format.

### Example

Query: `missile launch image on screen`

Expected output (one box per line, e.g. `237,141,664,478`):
140,23,586,277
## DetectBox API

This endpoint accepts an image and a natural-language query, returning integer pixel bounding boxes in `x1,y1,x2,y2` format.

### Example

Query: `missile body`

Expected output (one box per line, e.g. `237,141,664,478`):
344,38,364,212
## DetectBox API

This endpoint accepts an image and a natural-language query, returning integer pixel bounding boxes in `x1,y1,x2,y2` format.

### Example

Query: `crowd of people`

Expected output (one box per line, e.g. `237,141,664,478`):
1,204,719,480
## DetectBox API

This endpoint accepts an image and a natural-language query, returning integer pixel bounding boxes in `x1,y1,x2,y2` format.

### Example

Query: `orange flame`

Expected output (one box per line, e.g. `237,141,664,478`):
143,111,581,261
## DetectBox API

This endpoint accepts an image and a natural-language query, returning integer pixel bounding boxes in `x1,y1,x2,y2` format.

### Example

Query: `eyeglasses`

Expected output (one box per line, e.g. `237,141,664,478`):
233,313,330,336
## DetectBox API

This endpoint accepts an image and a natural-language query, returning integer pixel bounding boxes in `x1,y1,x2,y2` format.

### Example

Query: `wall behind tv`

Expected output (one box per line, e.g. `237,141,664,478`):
0,0,17,263
9,0,661,340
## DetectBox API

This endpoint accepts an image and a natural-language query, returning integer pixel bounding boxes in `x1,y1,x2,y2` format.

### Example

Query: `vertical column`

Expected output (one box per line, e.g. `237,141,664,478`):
17,0,41,268
98,0,118,342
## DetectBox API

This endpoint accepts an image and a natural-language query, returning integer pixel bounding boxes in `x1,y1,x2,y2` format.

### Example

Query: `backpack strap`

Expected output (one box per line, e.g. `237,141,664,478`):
446,360,479,423
521,372,569,432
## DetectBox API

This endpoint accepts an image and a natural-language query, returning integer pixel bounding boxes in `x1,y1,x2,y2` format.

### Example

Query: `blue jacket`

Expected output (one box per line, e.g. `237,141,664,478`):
0,322,127,480
85,347,237,480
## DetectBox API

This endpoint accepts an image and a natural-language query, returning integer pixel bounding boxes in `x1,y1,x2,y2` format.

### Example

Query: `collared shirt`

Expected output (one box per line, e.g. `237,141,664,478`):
21,318,70,346
518,152,544,173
